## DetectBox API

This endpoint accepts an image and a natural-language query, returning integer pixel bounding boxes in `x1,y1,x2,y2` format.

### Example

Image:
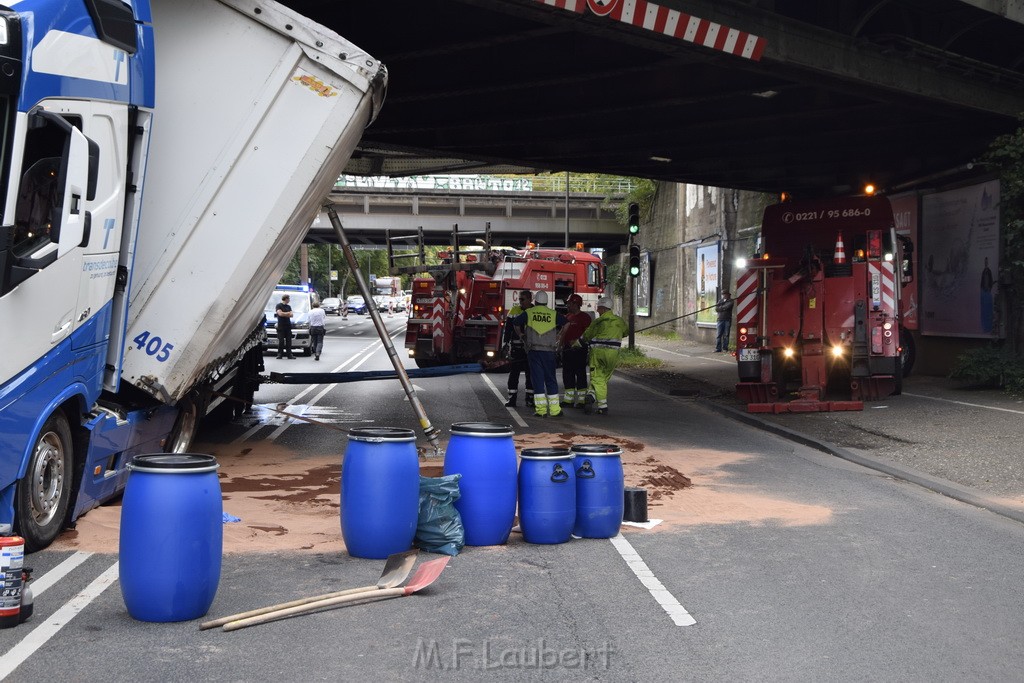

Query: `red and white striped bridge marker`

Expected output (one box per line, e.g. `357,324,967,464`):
536,0,766,61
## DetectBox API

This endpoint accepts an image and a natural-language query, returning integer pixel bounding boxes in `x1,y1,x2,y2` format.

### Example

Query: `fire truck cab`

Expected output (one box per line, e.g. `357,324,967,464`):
734,196,913,412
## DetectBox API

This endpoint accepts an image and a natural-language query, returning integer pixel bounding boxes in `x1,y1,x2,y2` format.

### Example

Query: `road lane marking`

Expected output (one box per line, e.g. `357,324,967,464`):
610,533,696,626
480,374,528,428
639,343,735,365
903,392,1024,415
0,562,119,680
28,551,93,597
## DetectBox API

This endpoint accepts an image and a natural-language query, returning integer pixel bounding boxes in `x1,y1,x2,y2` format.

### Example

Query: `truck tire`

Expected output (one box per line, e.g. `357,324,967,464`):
166,396,201,453
899,329,915,377
16,411,73,552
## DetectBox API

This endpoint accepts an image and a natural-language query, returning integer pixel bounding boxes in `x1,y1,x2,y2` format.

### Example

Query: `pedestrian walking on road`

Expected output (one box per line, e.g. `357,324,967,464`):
275,295,295,359
503,290,535,407
510,290,566,417
714,289,734,353
582,296,627,415
308,300,327,361
557,293,591,408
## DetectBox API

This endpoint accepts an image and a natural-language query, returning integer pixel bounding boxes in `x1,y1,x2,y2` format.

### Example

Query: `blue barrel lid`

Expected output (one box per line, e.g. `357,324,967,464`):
569,444,623,456
129,453,219,473
349,427,416,442
450,422,514,436
521,448,573,460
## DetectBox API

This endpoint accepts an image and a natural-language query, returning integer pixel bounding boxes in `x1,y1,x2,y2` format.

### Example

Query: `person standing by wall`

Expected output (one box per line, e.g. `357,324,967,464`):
557,293,592,408
714,289,734,353
510,290,566,417
582,296,627,415
502,290,534,407
275,294,295,359
308,300,327,361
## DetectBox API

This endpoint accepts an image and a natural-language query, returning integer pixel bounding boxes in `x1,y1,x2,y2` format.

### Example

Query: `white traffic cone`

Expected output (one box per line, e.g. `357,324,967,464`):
833,232,847,264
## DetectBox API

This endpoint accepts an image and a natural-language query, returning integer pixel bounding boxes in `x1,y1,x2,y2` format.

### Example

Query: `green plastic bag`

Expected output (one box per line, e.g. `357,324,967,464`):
415,474,465,556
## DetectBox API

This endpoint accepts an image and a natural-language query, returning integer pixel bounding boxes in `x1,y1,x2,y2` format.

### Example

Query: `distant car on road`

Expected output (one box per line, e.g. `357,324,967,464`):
346,295,368,315
322,297,342,315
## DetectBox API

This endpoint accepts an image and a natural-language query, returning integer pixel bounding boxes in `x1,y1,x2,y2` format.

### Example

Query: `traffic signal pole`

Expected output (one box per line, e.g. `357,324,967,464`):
626,202,640,350
628,234,636,350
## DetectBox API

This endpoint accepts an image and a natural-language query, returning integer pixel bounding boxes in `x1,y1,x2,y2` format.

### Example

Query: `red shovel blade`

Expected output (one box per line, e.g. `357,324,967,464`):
401,556,451,595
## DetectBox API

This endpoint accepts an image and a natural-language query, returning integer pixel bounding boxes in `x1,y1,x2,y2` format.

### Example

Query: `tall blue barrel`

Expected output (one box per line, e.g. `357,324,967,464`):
119,454,222,622
518,448,576,544
571,444,625,538
341,427,420,559
443,422,517,546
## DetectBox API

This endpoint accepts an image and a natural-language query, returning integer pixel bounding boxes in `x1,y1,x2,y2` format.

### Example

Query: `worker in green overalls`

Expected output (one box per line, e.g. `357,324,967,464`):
582,296,628,415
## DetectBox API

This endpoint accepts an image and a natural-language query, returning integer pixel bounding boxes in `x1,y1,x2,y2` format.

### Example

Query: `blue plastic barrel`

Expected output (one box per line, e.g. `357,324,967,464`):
518,448,576,544
443,422,517,546
341,427,420,559
570,444,625,538
119,454,222,622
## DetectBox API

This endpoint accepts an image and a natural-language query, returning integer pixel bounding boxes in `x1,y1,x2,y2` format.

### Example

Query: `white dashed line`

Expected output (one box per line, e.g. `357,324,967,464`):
610,533,696,626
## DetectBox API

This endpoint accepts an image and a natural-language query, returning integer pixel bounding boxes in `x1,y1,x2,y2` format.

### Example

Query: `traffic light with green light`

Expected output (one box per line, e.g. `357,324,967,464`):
629,244,641,277
628,202,640,235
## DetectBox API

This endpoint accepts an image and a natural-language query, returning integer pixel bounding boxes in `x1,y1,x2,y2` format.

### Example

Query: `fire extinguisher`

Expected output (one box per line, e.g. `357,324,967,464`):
0,530,24,629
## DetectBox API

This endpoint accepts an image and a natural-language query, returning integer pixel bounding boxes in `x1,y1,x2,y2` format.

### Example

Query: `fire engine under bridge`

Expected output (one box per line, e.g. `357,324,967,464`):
307,175,631,250
286,0,1024,199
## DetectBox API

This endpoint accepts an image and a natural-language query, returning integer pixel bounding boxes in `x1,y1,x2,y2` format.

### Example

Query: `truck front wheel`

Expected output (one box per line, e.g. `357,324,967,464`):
16,411,73,552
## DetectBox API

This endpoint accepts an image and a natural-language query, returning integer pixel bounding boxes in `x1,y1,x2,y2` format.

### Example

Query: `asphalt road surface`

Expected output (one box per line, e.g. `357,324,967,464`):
3,315,1023,681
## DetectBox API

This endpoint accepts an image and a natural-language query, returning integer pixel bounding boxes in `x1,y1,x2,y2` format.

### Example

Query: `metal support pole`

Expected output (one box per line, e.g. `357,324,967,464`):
327,245,332,298
564,170,570,249
324,205,443,456
628,235,636,349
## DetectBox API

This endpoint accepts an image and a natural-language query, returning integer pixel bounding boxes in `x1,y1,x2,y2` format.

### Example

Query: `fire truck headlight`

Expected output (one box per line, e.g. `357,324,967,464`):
408,350,415,357
783,347,795,358
883,329,893,338
459,288,467,294
486,351,495,358
739,327,748,335
739,334,747,342
882,322,893,330
736,257,748,268
884,252,894,262
832,345,844,358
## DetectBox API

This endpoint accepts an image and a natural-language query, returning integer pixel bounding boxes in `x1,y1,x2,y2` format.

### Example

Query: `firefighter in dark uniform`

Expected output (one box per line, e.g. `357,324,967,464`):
502,290,534,407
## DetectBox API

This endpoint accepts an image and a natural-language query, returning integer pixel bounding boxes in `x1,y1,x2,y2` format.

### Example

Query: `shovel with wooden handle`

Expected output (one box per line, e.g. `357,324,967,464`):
199,549,418,631
222,555,450,632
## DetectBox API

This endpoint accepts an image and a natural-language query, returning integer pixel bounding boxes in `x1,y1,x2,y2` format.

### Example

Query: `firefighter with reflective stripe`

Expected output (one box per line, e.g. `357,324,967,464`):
509,290,566,417
502,290,534,407
582,296,627,415
557,293,591,407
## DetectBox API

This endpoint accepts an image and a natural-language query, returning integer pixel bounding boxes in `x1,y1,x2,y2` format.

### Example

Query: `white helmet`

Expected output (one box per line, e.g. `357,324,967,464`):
597,296,613,309
533,290,548,305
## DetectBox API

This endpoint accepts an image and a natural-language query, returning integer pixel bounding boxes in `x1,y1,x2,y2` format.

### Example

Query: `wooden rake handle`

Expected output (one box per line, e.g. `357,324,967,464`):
222,587,405,632
200,583,384,630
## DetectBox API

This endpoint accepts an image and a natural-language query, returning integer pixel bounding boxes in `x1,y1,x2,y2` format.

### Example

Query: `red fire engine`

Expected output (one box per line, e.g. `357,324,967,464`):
388,225,605,368
733,195,914,412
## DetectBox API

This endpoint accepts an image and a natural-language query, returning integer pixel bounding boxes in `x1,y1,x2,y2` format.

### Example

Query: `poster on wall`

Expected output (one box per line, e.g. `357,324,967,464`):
636,251,652,317
695,243,719,328
921,180,1000,338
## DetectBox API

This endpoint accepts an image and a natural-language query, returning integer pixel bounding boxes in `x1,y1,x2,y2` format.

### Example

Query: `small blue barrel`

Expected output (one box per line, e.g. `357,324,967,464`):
518,448,576,544
571,444,625,538
341,427,420,559
119,454,222,622
443,422,517,546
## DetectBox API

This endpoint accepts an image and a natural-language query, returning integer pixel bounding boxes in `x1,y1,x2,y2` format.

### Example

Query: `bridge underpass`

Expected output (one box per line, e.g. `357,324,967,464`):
307,182,627,250
286,0,1024,197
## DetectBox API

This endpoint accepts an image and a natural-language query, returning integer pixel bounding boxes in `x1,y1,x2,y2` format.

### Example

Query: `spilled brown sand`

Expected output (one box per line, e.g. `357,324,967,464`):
52,432,831,554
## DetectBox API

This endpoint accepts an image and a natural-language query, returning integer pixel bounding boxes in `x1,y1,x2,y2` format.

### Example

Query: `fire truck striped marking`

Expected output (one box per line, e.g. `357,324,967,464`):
735,269,759,325
868,262,896,314
536,0,766,61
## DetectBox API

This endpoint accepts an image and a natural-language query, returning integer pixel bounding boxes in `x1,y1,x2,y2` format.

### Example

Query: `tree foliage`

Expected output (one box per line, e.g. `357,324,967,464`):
981,120,1024,354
